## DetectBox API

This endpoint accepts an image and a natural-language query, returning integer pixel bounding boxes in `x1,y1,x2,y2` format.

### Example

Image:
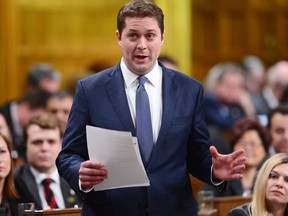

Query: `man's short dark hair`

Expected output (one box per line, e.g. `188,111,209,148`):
24,112,62,143
17,90,51,110
117,0,164,35
267,104,288,129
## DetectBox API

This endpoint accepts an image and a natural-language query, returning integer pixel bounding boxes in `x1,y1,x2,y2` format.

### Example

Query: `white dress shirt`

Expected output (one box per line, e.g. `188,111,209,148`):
121,59,163,144
30,167,65,209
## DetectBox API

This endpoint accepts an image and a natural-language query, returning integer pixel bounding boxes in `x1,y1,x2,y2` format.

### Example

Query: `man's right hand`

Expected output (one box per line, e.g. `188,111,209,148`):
79,160,108,189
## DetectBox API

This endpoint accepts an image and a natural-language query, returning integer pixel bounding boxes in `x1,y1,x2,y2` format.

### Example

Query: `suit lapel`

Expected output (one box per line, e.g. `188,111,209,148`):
23,166,42,208
105,66,136,135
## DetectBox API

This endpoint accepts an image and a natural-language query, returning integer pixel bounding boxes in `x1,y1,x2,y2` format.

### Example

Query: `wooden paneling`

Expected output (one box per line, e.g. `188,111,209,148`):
192,0,288,82
0,0,19,104
0,0,128,104
15,0,127,93
2,0,288,103
214,196,252,216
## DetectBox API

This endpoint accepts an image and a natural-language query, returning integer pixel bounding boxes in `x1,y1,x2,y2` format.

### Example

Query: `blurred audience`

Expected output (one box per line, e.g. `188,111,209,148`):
46,91,73,134
14,113,80,210
204,62,255,153
0,90,51,162
267,105,288,155
229,153,288,216
204,118,269,197
263,61,288,109
241,55,269,115
279,86,288,105
158,55,179,70
0,114,10,141
26,63,61,94
0,133,35,216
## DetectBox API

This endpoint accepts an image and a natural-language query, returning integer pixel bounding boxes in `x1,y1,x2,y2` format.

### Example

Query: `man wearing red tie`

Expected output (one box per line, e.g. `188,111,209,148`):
14,113,80,210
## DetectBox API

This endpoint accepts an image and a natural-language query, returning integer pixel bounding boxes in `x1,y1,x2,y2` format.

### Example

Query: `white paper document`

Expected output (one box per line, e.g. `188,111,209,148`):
86,125,150,191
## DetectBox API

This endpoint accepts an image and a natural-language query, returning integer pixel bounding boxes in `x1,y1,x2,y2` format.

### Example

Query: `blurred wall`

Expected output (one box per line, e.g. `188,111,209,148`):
0,0,192,104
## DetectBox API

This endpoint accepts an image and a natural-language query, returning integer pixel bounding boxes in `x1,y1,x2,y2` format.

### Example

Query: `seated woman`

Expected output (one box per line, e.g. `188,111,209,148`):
203,118,270,197
0,133,35,216
229,153,288,216
0,114,10,141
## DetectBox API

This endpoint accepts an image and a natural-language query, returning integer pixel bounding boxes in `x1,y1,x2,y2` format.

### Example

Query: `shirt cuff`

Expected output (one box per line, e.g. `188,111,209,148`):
79,180,93,193
210,165,224,186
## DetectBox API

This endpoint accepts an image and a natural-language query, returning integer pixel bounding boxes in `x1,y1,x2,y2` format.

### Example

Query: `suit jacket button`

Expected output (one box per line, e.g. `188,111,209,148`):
146,169,150,175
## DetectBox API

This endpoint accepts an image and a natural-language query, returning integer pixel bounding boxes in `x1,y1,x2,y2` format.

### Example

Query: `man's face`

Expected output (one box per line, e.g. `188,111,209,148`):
20,104,45,128
47,96,73,133
116,16,164,76
216,73,245,104
270,113,288,153
26,124,62,174
39,78,60,93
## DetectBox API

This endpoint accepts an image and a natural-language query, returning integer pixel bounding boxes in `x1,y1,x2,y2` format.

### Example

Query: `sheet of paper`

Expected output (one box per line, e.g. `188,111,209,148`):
86,125,150,191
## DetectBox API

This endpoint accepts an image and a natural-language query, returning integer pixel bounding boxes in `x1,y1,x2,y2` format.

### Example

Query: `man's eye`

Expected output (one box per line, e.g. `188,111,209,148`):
276,128,284,134
129,34,137,38
147,34,155,39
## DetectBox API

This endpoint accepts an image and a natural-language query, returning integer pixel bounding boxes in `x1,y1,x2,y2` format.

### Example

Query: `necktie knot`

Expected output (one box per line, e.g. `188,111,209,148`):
42,178,54,186
138,76,147,87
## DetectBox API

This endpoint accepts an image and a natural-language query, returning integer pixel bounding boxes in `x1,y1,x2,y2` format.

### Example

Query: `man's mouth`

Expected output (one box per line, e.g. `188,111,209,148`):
135,55,147,60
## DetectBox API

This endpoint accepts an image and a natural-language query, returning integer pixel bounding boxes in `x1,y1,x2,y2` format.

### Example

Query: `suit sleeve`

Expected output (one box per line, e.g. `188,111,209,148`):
186,84,214,184
56,80,90,198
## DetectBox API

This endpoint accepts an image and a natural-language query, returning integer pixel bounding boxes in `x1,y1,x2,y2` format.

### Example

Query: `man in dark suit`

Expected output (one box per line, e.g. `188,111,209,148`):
56,1,246,215
0,90,51,162
14,113,80,210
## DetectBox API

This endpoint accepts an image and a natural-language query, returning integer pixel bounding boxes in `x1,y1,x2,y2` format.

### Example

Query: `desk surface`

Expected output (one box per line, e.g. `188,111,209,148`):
198,209,218,216
35,208,81,216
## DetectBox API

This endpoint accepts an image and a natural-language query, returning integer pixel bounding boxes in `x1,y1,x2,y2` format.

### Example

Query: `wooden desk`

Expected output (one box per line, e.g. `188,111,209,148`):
214,196,251,216
198,209,218,216
35,208,81,216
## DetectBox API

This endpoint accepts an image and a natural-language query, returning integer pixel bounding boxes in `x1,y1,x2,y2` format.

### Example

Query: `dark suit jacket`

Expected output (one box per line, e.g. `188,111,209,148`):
14,165,81,210
56,62,215,216
0,178,37,216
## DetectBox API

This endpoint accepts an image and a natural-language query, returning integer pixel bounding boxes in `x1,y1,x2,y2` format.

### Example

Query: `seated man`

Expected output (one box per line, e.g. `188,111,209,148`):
267,104,288,154
46,91,73,134
14,113,80,210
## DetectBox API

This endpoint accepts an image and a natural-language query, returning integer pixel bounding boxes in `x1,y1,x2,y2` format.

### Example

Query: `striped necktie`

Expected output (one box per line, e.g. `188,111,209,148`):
41,178,59,209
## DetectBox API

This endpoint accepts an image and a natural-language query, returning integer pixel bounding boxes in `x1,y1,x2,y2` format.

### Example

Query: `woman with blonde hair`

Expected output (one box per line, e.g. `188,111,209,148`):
229,153,288,216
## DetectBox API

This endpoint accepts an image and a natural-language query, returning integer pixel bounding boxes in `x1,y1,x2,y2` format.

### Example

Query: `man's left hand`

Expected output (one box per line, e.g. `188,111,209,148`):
210,145,246,180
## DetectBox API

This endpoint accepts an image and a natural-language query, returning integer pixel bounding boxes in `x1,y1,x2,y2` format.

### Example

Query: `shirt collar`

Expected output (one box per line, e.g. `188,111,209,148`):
120,58,162,88
30,166,60,185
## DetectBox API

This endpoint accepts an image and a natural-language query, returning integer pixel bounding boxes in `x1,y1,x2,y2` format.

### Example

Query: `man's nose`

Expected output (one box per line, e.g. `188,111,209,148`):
137,37,147,50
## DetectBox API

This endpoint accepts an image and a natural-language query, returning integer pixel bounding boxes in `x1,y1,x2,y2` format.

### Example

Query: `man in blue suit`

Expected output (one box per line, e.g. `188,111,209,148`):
56,1,246,215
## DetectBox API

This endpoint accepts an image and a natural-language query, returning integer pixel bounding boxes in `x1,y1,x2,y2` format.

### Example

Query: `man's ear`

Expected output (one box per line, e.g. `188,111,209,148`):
116,30,121,46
